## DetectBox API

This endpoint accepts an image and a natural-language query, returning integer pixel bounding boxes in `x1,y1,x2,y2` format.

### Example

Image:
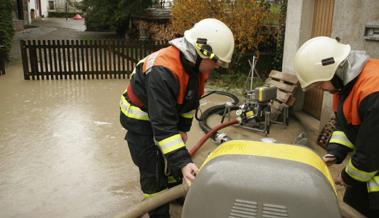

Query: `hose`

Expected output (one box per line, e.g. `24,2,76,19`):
113,119,238,218
199,90,240,104
189,119,239,156
197,91,240,142
113,184,189,218
339,200,366,218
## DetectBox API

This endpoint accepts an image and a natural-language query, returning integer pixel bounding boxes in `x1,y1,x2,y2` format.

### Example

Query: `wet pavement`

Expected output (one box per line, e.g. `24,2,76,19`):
0,18,306,218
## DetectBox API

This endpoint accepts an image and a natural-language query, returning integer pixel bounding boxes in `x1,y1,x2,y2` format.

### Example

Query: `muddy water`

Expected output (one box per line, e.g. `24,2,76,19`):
0,66,304,218
0,64,141,218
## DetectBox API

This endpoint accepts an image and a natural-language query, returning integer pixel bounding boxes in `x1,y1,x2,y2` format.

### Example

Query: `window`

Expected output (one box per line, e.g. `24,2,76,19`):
48,1,55,10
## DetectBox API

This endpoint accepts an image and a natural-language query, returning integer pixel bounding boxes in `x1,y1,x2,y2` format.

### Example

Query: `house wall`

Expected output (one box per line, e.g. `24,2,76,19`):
27,0,36,21
40,0,48,17
27,0,48,22
281,0,315,111
12,0,29,30
50,0,81,13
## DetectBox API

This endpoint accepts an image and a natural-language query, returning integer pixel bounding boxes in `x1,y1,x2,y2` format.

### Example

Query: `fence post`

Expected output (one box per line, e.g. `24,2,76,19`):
0,57,4,75
0,44,5,75
20,40,30,80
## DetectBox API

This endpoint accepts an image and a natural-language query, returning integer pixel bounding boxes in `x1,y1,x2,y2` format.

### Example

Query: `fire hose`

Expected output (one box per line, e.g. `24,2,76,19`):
197,91,239,143
113,119,238,218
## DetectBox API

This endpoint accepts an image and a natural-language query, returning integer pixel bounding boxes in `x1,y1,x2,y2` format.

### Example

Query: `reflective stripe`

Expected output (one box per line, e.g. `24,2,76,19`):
130,57,147,78
119,96,149,121
368,176,379,193
158,134,185,154
258,87,263,102
345,159,379,182
180,110,195,119
329,131,354,149
143,188,168,198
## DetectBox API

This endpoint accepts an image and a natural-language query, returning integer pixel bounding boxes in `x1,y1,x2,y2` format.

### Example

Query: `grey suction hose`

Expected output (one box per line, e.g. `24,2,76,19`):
113,119,238,218
113,184,189,218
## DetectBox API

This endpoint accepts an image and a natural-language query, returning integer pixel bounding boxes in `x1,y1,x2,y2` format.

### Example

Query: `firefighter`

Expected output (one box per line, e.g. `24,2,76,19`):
119,18,234,218
294,36,379,217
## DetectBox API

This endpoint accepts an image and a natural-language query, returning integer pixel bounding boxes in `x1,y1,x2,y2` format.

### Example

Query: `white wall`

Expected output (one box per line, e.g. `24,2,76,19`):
331,0,379,58
282,0,314,75
27,0,48,22
41,0,49,17
282,0,315,111
27,0,37,23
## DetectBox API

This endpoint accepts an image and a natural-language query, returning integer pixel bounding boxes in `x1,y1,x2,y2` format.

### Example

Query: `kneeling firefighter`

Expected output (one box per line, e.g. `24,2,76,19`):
294,36,379,217
119,18,235,218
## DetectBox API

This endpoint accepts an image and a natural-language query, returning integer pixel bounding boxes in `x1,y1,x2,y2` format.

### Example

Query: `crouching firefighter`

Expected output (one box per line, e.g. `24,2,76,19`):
119,18,234,218
294,36,379,217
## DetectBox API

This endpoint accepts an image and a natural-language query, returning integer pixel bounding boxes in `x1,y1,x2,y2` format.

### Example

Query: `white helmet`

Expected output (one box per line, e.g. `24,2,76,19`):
184,18,235,68
294,36,351,89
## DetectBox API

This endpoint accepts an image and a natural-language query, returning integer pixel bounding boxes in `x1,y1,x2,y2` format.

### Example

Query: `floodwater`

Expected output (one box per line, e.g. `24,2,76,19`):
0,18,305,218
0,64,141,218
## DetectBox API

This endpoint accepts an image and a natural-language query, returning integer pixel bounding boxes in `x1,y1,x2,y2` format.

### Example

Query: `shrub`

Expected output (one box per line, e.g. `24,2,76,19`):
171,0,277,77
0,0,14,61
81,0,152,33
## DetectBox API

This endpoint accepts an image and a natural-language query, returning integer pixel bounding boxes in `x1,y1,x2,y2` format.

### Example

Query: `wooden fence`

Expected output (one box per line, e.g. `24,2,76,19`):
20,39,167,80
0,57,5,75
0,44,5,75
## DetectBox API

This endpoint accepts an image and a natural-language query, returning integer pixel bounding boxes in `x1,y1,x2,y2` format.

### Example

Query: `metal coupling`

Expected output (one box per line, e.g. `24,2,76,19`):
214,132,231,144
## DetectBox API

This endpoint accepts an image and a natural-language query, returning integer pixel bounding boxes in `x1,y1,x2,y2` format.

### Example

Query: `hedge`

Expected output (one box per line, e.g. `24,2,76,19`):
0,0,14,61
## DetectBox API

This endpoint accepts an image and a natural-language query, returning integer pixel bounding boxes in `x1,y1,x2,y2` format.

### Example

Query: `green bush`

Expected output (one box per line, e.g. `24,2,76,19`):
272,0,287,71
81,0,151,34
172,0,279,81
0,0,14,61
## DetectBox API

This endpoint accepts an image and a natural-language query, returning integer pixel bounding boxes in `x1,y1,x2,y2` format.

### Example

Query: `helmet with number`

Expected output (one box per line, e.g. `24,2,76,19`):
184,18,235,68
294,36,351,89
